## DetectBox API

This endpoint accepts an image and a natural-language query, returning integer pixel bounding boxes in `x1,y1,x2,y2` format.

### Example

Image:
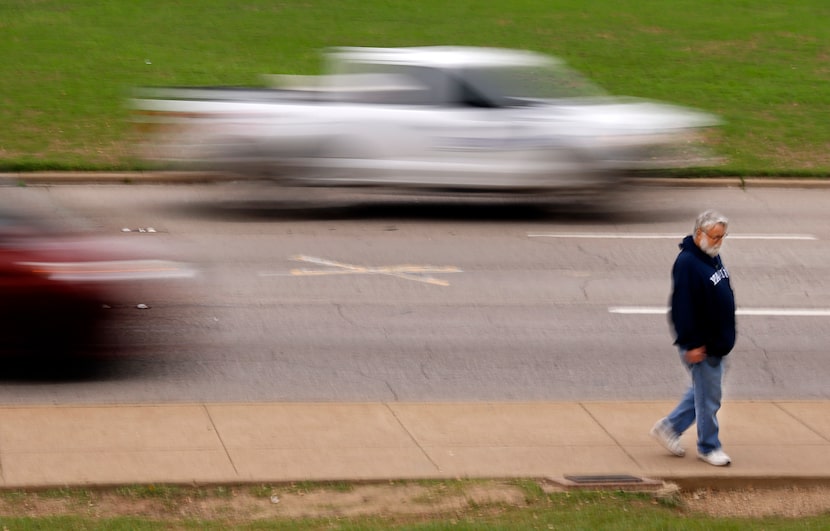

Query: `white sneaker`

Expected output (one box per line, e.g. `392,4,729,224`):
698,448,731,466
650,418,685,457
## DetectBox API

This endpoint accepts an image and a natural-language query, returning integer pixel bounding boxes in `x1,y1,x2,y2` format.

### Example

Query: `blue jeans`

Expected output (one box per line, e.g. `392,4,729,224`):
666,348,724,454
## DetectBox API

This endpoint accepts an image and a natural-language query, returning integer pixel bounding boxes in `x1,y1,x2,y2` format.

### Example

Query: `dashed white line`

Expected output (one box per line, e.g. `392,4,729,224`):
609,306,830,317
529,233,818,240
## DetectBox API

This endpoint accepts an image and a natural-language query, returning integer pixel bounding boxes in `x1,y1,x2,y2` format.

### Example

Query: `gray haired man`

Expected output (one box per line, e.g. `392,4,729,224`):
651,210,737,466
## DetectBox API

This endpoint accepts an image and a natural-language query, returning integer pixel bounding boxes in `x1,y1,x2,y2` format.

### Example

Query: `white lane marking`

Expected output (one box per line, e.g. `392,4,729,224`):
609,306,830,317
738,308,830,316
528,233,818,240
608,307,669,314
723,234,818,240
259,255,461,287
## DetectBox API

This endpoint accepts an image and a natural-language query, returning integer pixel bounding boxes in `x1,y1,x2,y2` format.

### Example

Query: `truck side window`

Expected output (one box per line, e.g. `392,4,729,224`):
455,79,497,108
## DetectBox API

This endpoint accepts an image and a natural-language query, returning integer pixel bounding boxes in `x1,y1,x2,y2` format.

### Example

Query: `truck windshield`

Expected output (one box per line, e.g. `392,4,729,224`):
461,64,608,107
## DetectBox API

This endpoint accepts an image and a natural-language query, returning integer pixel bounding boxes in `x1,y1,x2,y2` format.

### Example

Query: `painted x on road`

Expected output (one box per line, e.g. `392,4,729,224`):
287,255,461,287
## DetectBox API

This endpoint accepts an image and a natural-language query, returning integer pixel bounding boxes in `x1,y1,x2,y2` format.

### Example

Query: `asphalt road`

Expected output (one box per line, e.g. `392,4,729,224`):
1,181,828,404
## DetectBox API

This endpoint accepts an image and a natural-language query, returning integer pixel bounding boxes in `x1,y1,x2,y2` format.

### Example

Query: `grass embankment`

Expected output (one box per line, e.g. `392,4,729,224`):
1,0,829,176
2,481,829,530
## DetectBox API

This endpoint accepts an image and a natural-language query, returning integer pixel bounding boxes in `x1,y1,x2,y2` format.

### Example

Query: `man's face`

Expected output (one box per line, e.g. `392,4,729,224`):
695,223,727,258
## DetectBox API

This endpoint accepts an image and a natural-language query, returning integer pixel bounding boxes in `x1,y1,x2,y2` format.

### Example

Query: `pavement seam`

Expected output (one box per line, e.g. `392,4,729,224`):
773,401,830,443
202,405,239,477
383,403,442,473
578,402,645,472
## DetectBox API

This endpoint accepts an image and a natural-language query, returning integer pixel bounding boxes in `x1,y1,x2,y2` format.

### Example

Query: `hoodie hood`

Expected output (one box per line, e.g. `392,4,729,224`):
679,234,720,266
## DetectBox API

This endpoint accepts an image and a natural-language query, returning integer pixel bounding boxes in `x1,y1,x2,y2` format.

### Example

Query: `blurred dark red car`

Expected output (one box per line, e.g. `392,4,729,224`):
1,209,193,359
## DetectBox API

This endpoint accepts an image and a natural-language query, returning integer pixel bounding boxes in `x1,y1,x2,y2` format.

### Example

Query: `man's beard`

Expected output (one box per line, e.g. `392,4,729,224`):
700,237,721,258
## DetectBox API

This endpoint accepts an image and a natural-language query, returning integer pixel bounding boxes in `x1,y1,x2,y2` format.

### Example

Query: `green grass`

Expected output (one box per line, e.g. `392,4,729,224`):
1,484,829,530
1,0,829,175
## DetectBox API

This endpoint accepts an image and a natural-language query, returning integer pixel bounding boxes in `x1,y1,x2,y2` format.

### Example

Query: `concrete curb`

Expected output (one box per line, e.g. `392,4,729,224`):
632,177,830,189
2,172,830,188
0,172,227,185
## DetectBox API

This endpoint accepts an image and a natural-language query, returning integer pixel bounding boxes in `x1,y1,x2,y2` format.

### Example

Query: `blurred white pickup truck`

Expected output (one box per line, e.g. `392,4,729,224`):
131,46,720,196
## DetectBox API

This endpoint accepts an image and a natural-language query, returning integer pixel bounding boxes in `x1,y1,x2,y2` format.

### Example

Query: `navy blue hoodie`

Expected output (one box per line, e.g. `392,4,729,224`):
670,235,736,358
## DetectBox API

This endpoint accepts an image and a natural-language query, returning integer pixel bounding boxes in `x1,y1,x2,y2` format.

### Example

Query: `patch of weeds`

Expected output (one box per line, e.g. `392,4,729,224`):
410,492,437,506
652,483,684,509
408,479,481,505
37,487,92,501
549,489,654,510
408,479,444,488
211,485,234,499
0,490,29,505
114,484,183,500
449,479,487,493
511,479,546,504
187,488,211,500
324,482,354,493
426,479,486,493
655,492,683,509
33,488,94,511
286,481,354,495
410,484,445,506
248,484,275,498
465,497,484,512
211,503,237,519
126,485,189,513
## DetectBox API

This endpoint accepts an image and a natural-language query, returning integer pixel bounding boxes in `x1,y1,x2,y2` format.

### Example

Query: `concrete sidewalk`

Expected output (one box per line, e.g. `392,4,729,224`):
0,400,828,489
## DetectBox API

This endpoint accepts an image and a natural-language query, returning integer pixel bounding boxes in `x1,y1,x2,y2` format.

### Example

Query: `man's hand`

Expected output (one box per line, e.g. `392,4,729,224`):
684,346,707,364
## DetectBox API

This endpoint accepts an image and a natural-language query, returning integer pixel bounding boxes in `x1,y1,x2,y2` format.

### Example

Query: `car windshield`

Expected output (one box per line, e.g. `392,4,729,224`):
460,63,608,107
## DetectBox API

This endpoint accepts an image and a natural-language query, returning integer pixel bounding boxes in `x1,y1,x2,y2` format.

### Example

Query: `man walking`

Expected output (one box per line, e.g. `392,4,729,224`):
651,210,736,466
